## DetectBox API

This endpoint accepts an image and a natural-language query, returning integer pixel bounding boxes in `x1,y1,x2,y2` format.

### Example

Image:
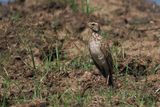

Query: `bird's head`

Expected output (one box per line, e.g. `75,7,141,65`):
87,22,100,33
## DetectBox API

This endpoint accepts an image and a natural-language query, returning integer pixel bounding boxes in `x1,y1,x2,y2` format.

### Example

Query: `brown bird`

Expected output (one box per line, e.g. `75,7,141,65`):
88,22,114,87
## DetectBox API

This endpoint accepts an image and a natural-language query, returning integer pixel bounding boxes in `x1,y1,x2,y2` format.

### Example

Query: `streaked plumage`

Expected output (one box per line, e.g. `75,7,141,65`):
88,22,114,86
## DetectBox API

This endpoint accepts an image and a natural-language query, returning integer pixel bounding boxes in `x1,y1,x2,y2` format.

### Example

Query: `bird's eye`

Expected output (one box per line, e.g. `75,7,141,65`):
92,23,95,26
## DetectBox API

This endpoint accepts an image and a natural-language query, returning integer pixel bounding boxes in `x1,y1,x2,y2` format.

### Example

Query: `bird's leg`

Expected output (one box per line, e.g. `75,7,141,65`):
106,75,110,86
106,75,114,87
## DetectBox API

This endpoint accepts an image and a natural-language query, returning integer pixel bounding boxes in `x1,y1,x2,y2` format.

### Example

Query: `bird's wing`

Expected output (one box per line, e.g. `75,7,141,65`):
100,42,113,73
100,41,114,86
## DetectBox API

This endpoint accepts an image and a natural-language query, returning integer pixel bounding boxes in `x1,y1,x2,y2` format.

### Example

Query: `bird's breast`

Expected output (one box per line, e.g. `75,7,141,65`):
89,40,101,54
89,40,105,64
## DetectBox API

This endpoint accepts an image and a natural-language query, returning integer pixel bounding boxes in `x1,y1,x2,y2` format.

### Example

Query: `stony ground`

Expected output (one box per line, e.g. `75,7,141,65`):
0,0,160,107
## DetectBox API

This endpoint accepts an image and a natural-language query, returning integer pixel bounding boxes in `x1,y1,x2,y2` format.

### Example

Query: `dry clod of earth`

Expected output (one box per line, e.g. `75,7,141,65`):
88,95,106,107
10,99,48,107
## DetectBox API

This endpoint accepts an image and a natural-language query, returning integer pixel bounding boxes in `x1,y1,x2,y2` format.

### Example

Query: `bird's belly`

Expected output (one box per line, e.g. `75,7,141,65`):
89,42,106,64
90,46,101,55
89,41,101,54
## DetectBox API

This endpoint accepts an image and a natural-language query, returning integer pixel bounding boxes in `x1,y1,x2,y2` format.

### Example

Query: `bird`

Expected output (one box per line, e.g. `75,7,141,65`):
87,22,114,87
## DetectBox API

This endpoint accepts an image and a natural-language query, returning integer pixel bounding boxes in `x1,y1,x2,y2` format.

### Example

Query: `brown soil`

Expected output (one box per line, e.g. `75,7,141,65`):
0,0,160,107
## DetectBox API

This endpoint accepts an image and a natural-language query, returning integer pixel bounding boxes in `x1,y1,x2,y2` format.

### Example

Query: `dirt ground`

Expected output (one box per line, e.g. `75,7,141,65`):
0,0,160,107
